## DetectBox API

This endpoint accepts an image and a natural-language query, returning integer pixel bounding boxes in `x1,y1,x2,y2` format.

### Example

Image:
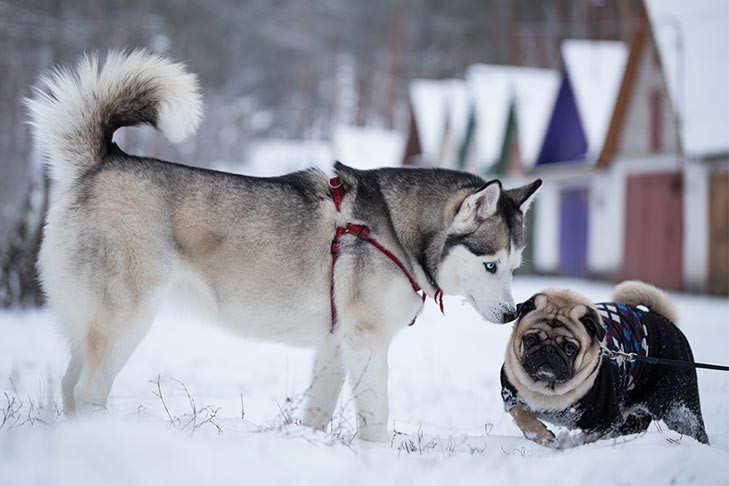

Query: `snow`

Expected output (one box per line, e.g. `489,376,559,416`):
561,40,628,160
466,65,560,172
409,79,469,168
1,277,727,485
646,0,729,157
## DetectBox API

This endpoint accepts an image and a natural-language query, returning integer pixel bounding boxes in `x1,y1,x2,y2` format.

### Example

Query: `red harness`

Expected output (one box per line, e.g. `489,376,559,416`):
328,177,444,331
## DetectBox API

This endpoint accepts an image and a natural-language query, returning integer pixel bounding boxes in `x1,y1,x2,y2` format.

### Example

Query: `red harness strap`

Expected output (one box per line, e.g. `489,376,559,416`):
329,177,444,331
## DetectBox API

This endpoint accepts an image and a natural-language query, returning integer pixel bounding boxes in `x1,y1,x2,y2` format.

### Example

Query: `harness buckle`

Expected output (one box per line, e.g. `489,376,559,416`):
355,224,369,238
328,177,343,189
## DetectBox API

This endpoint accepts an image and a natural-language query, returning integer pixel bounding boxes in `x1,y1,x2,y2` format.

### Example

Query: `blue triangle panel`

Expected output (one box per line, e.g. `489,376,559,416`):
537,72,588,165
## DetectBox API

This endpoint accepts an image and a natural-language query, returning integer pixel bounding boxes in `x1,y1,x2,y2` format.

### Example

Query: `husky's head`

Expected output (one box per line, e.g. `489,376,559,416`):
437,179,541,324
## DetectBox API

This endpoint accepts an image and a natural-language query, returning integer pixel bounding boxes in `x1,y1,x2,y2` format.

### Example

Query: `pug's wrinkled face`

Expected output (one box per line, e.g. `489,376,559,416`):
506,290,606,398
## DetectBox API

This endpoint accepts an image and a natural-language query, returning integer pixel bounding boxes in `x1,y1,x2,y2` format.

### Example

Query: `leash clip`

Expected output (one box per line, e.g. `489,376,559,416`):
601,345,637,362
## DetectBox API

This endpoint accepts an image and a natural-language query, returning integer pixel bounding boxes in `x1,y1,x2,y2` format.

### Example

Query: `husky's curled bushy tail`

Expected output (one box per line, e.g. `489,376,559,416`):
26,49,203,189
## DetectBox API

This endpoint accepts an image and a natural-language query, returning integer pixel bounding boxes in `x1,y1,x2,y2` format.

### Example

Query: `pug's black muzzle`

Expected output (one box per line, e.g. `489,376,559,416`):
523,345,572,383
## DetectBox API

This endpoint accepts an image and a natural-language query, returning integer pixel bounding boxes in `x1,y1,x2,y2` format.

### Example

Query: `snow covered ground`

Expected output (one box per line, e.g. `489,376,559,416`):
1,277,727,485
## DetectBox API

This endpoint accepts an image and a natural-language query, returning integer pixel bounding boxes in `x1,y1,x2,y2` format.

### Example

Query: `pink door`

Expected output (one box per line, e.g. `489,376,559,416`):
621,172,683,290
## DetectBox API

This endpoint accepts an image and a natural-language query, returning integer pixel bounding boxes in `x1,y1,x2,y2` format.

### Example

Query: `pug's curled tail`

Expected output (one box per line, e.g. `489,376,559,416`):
26,49,202,190
612,280,679,324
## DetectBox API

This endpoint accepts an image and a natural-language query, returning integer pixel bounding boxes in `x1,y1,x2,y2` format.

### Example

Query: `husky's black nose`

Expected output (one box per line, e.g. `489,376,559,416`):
503,310,518,322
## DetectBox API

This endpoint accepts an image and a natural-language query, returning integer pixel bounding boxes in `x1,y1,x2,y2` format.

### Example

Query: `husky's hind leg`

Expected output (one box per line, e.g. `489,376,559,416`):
303,337,346,431
62,350,82,413
72,304,156,414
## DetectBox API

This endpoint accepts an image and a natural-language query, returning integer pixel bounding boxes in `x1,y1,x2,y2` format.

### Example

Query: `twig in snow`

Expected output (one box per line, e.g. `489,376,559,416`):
149,375,222,437
149,375,174,424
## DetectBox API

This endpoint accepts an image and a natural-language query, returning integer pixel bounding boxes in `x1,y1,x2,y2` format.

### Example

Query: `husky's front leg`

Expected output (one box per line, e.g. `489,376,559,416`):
302,337,346,431
342,325,391,442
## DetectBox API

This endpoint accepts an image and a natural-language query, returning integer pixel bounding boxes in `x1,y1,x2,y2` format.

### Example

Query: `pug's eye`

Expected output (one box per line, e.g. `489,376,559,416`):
483,262,497,274
562,342,578,356
523,334,538,348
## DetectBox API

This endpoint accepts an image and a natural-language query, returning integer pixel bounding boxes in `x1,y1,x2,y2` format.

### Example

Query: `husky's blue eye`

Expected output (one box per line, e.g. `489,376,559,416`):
483,262,497,274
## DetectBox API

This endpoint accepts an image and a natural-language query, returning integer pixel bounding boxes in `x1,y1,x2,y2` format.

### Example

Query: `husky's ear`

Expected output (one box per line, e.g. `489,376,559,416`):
505,179,542,214
452,180,501,232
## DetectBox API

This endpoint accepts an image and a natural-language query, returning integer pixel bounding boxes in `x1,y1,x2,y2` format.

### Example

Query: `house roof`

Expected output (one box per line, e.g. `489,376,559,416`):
536,67,589,166
645,0,729,157
598,11,650,167
409,78,469,166
466,64,559,172
561,39,628,159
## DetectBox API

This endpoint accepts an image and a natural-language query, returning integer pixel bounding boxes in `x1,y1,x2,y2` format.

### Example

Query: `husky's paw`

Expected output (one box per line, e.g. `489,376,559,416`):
356,426,391,443
301,410,332,432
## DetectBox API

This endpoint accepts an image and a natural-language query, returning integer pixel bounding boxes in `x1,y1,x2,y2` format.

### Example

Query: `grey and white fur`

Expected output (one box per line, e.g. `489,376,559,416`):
27,50,541,441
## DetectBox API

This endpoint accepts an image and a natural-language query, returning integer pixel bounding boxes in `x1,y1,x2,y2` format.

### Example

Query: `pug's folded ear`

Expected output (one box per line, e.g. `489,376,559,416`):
579,308,606,341
516,297,536,318
516,293,547,319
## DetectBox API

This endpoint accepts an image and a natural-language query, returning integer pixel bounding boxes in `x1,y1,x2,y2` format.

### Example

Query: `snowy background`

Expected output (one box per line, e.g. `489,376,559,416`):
1,277,728,485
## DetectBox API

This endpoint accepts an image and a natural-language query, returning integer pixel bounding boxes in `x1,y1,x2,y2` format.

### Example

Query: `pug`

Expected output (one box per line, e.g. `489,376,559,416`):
501,280,709,447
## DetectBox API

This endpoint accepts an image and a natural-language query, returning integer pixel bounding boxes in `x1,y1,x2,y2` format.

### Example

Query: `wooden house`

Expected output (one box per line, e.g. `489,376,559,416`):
596,14,683,289
463,65,559,273
403,66,559,176
402,79,469,168
531,40,628,277
597,0,729,293
463,64,559,176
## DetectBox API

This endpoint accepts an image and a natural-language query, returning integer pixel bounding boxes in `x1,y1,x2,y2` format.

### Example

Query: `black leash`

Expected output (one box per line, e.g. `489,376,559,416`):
633,355,729,371
601,346,729,372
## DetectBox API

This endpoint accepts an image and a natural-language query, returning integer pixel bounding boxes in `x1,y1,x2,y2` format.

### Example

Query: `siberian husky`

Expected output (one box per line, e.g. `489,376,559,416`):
27,50,541,441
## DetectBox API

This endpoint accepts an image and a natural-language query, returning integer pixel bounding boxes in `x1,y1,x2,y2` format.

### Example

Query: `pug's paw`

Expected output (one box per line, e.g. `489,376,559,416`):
554,430,592,449
525,425,558,447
